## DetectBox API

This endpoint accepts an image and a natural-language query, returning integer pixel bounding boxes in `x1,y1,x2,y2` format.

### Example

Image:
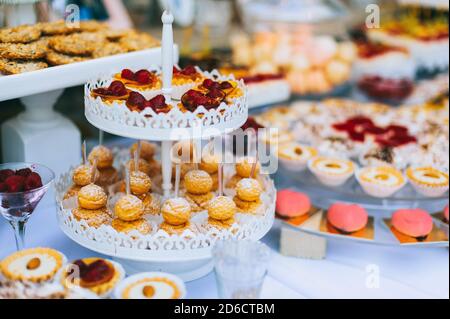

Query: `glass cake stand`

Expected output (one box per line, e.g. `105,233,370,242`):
275,167,448,217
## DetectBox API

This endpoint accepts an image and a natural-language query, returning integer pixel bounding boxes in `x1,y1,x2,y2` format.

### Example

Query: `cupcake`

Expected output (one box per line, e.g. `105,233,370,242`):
406,166,449,198
327,203,369,235
278,143,318,172
114,272,186,299
276,190,311,218
391,209,434,242
308,156,355,186
61,258,125,297
356,166,406,198
0,248,66,283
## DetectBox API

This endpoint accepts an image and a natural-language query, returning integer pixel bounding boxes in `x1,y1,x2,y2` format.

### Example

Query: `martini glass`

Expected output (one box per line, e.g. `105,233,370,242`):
0,163,55,251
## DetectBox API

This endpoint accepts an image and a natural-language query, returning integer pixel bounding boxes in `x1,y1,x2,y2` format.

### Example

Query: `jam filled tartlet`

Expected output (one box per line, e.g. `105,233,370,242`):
115,272,185,299
126,92,171,114
327,203,369,235
391,209,434,242
61,258,124,296
114,68,160,91
0,248,65,283
278,143,318,172
308,156,355,187
406,167,449,198
91,80,130,103
356,166,405,198
171,65,204,99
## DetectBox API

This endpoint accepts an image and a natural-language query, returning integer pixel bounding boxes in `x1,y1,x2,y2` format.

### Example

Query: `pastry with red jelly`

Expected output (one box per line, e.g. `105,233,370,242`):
114,68,160,90
327,203,369,235
91,80,130,102
391,209,434,242
126,92,171,114
61,258,124,296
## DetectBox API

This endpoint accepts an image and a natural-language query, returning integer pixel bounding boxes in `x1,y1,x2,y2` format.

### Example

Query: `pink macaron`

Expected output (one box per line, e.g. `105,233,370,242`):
276,190,311,218
327,203,369,233
392,209,434,239
444,205,449,223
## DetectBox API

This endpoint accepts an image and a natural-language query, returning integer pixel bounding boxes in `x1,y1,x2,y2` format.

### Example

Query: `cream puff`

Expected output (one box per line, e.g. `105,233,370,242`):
88,145,114,169
77,184,107,210
114,194,144,222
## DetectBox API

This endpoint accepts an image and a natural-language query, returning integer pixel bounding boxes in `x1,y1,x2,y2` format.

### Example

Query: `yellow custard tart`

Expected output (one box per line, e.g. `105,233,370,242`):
0,248,65,283
278,143,318,172
61,258,124,297
407,167,449,198
357,166,406,198
308,156,355,186
116,273,185,299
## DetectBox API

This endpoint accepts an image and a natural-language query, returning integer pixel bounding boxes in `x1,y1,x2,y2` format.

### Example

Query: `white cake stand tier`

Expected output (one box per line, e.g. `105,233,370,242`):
55,172,276,281
84,69,249,141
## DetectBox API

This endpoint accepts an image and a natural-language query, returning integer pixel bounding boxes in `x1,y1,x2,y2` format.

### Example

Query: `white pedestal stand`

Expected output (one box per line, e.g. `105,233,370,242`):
2,90,81,177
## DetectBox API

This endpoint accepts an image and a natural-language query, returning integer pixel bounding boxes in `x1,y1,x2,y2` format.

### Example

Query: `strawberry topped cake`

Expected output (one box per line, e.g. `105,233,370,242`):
114,69,161,91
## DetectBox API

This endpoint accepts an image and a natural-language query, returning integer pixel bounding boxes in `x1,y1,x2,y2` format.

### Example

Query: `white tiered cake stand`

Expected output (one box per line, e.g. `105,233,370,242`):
56,8,275,281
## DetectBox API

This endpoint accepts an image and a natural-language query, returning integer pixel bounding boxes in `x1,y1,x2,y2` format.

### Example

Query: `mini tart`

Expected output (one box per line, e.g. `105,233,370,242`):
308,157,355,187
90,89,130,102
406,167,449,198
78,184,107,210
112,218,151,235
0,248,64,283
278,143,318,172
113,72,161,90
356,166,405,198
72,207,111,228
120,277,182,299
61,258,123,296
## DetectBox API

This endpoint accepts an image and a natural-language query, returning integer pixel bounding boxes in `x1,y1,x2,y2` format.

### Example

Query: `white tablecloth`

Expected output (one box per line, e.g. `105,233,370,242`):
0,191,448,299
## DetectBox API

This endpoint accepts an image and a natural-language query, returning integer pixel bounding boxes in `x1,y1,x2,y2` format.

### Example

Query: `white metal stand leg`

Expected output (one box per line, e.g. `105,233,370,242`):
1,90,81,177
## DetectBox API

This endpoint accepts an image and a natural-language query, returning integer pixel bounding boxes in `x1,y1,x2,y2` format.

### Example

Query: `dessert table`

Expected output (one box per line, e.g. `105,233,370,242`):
0,190,448,299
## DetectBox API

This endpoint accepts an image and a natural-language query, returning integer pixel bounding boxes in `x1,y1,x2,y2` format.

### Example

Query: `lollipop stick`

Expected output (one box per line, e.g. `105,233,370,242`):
91,158,98,183
82,140,87,165
250,139,259,179
218,162,223,196
174,163,181,198
125,167,131,195
137,140,142,159
134,150,139,173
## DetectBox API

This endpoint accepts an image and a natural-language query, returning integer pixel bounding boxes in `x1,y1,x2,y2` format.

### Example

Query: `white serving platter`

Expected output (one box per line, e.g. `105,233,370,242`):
0,46,178,101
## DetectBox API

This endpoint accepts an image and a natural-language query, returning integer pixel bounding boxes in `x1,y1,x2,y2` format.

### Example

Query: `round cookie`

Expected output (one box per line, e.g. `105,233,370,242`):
0,25,41,43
